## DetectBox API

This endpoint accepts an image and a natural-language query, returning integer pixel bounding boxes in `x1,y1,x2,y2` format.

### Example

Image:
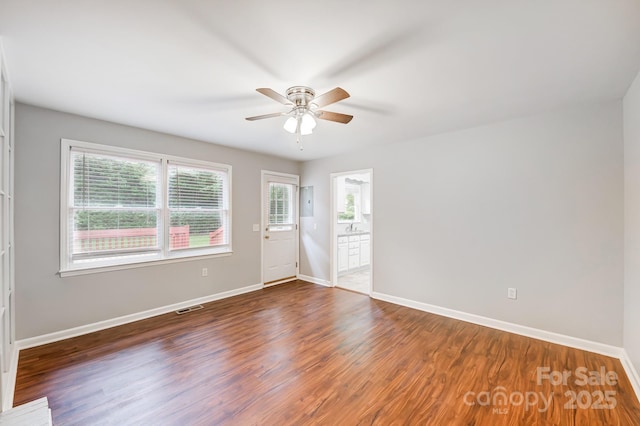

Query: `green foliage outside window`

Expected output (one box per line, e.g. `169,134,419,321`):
338,193,355,221
169,168,223,233
74,155,223,232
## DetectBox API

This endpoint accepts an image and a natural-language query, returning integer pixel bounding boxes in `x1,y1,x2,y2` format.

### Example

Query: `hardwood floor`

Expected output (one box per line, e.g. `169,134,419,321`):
14,281,640,425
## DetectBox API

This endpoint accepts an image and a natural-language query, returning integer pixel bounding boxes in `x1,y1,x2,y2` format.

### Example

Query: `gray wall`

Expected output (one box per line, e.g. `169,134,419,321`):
624,70,640,372
300,100,624,346
15,103,299,340
14,99,629,349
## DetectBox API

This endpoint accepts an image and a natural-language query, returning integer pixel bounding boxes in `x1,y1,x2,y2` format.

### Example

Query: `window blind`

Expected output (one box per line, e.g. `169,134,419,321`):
70,149,161,259
269,182,293,225
61,139,232,273
168,163,228,249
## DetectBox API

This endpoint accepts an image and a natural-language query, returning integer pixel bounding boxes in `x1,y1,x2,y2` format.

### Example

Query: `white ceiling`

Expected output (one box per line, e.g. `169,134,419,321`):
1,1,639,161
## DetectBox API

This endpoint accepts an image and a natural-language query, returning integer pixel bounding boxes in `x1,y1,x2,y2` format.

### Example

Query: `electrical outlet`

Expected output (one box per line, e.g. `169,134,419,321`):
202,267,208,277
507,288,517,300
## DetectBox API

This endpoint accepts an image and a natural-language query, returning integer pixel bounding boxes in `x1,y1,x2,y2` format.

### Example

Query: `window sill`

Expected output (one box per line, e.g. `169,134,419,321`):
59,250,233,277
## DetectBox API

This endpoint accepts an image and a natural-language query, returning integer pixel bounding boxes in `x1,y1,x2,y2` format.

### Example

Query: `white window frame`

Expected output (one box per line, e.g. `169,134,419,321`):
60,139,232,276
267,181,295,231
337,181,362,224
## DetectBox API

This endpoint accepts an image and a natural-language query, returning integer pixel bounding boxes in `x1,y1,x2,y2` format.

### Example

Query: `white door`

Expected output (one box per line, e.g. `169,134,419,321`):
262,172,298,285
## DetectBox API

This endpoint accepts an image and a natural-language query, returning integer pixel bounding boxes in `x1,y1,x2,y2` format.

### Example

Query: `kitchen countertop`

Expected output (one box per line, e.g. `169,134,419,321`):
338,231,370,237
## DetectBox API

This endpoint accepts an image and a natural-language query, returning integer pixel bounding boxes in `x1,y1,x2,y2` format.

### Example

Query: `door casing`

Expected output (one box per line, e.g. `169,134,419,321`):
261,170,300,286
330,169,374,292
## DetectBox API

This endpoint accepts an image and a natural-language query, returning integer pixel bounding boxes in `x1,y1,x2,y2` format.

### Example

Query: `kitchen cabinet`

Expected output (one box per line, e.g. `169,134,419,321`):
337,236,348,273
337,182,346,213
362,182,371,214
348,235,360,269
360,234,370,266
338,233,371,275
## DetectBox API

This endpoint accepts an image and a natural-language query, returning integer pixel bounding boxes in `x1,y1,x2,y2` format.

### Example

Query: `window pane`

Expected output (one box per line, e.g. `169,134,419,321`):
168,164,227,249
72,152,158,208
70,150,161,259
268,183,293,226
269,182,294,231
73,210,159,255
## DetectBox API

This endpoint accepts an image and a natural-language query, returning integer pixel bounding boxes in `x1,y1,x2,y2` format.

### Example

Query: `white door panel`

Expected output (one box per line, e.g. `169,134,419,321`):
262,173,298,284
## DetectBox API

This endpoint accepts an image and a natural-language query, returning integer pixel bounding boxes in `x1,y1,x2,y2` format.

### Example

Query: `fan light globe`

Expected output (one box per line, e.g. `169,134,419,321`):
283,116,297,134
300,113,316,135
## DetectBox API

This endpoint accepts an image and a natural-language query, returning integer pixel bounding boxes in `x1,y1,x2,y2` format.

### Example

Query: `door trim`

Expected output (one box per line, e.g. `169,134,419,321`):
261,170,300,287
263,276,298,287
330,169,374,293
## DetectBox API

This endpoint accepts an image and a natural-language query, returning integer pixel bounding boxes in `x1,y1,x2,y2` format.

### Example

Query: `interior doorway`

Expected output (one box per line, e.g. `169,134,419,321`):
262,171,299,286
331,169,373,294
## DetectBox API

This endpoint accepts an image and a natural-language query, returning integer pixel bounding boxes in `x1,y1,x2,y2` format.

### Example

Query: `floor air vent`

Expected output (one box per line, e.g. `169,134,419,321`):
175,305,204,315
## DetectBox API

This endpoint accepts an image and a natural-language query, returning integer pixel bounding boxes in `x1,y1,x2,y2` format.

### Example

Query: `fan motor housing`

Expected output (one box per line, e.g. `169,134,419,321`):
286,86,315,106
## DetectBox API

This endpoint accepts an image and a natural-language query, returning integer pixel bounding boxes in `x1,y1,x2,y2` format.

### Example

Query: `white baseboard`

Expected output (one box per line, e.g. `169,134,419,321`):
10,284,640,407
620,349,640,403
371,291,640,403
370,291,624,358
297,274,332,287
17,283,263,351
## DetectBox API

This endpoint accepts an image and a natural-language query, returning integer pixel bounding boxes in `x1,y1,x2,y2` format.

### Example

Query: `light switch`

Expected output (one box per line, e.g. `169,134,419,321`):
253,224,260,232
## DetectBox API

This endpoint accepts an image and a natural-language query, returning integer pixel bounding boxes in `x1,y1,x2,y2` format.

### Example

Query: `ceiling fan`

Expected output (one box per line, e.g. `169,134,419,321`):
246,86,353,148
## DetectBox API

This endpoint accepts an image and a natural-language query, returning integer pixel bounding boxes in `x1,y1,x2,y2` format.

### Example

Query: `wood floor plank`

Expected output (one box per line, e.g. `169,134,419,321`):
14,281,640,425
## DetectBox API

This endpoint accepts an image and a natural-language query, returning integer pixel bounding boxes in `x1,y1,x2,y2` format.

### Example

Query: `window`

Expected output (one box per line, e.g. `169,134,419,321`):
60,139,231,274
337,181,362,223
268,182,294,231
168,162,228,249
338,192,356,222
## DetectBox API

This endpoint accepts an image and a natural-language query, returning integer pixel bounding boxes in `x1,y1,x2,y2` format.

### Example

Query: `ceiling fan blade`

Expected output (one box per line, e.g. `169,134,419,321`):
256,88,292,105
245,112,286,121
312,87,350,109
317,110,353,124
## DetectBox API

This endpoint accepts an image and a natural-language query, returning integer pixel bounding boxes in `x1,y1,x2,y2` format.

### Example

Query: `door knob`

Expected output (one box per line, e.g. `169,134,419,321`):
264,235,270,239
